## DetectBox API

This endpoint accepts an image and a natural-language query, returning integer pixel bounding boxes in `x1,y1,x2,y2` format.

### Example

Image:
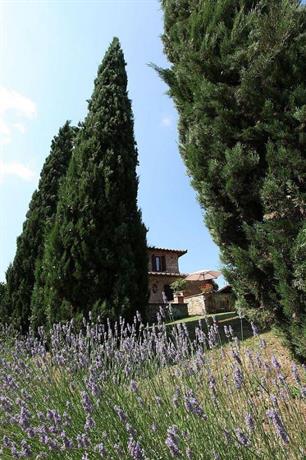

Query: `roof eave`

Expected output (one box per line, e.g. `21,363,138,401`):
148,272,187,277
148,246,187,257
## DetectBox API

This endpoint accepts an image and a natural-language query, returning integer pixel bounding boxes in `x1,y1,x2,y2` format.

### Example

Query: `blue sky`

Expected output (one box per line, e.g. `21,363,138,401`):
0,0,224,286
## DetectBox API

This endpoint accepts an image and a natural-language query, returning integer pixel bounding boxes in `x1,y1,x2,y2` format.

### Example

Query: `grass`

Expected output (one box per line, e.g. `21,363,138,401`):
166,311,254,345
0,314,305,459
166,311,236,326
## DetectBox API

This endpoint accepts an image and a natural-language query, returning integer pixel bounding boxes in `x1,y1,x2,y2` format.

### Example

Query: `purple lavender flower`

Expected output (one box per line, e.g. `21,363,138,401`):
76,433,90,448
208,375,217,395
165,425,180,457
114,405,128,423
25,428,35,439
81,391,93,414
0,396,13,413
10,444,19,459
233,366,244,389
267,409,289,444
125,365,131,377
37,411,45,422
232,349,242,365
20,440,32,457
130,379,138,393
208,326,218,348
194,348,205,369
255,352,263,369
291,363,301,385
136,310,142,323
61,431,73,449
86,377,101,398
126,423,137,438
18,406,31,430
245,413,255,432
270,394,279,407
186,447,193,459
38,433,49,446
224,325,230,338
271,355,281,370
235,428,250,446
172,387,180,408
3,435,12,448
165,436,180,457
46,437,59,450
63,411,72,427
184,390,207,419
251,322,259,337
84,414,95,431
95,443,106,456
277,372,287,387
128,437,145,460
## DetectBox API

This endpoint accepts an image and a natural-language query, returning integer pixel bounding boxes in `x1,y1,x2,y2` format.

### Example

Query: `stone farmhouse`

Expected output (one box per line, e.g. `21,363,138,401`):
148,246,187,304
146,246,233,321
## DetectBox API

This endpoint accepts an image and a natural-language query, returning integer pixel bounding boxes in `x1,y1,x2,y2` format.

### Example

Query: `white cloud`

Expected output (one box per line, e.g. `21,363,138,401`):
0,119,10,136
0,160,36,182
13,122,26,134
0,119,11,145
161,116,172,127
0,87,37,144
0,87,36,118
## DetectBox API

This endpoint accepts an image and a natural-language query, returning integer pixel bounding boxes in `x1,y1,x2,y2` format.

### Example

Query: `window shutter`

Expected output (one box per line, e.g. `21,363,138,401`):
152,255,157,271
161,255,166,272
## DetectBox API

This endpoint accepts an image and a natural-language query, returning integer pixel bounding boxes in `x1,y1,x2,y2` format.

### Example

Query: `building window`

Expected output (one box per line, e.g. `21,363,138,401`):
152,255,166,272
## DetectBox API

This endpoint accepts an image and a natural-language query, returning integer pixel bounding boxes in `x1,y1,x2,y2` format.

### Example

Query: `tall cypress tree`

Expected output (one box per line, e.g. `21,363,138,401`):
159,0,306,358
6,122,75,331
38,38,148,326
0,281,8,323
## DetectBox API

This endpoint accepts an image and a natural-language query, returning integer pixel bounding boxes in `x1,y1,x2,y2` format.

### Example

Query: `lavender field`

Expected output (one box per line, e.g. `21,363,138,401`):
0,313,305,459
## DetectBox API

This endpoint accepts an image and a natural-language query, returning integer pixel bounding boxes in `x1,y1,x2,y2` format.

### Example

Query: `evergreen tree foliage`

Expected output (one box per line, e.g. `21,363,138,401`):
6,122,75,332
37,38,148,326
159,0,306,358
0,281,8,322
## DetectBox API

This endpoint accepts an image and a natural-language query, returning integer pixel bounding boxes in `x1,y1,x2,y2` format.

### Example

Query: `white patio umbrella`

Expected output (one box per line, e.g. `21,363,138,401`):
185,270,221,281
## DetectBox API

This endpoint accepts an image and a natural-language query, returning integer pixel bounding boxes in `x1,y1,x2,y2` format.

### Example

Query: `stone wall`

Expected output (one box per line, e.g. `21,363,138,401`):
148,250,180,273
148,274,183,303
185,293,206,316
185,291,234,316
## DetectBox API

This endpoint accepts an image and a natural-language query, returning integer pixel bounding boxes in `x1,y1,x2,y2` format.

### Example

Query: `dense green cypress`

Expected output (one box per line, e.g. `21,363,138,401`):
37,38,148,326
0,281,8,322
159,0,306,358
5,122,75,332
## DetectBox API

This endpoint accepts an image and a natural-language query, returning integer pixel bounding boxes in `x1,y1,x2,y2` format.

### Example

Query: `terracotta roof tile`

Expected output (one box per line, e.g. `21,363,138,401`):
148,271,187,277
148,246,187,256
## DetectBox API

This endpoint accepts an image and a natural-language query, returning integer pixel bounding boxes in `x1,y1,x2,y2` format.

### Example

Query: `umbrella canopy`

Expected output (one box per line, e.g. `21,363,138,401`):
185,270,221,281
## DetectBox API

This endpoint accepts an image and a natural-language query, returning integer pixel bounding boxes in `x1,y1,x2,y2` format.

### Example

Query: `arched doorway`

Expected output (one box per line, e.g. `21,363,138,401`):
163,284,174,301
